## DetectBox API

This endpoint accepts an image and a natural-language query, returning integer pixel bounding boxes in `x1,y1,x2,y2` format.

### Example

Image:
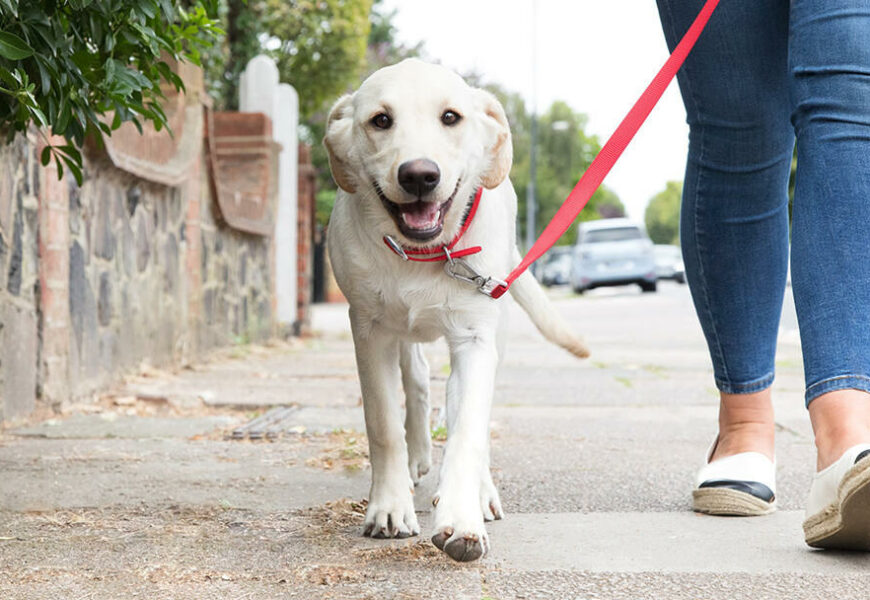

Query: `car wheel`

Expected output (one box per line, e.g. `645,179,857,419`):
573,285,586,295
640,281,657,293
676,273,686,284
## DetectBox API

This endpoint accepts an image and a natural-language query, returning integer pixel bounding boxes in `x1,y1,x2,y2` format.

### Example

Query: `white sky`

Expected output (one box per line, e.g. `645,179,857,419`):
381,0,690,220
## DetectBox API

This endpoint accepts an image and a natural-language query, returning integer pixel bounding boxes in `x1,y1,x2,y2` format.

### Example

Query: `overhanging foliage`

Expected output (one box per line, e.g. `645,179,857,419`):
0,0,222,183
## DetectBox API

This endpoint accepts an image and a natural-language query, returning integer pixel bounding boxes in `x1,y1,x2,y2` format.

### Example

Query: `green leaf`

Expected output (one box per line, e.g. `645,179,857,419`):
27,103,48,127
0,0,18,17
104,57,116,83
31,23,58,55
41,145,51,166
0,32,33,60
60,153,83,186
138,2,157,19
55,97,71,135
0,67,17,89
34,57,51,95
57,144,82,164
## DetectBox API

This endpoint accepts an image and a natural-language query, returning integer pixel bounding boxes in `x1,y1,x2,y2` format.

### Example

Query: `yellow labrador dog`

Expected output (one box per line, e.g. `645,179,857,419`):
324,59,588,562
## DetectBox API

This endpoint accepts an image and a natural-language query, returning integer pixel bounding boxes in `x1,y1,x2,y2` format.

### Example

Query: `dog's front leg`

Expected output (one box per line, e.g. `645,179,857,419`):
432,326,500,562
400,342,432,486
350,311,420,539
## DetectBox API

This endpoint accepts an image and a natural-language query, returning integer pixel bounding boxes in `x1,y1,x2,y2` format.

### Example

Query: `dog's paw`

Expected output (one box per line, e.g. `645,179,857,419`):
480,471,504,522
431,497,489,562
431,527,488,562
407,446,432,486
363,482,420,539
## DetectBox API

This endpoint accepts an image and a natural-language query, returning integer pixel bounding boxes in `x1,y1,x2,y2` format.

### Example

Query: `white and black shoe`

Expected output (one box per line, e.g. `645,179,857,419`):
693,437,777,516
803,443,870,550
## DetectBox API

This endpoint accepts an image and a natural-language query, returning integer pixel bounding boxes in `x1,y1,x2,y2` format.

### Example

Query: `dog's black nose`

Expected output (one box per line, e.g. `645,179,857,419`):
398,159,440,196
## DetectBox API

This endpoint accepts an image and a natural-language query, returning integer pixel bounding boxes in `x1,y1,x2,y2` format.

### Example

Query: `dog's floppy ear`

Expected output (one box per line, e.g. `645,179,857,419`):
476,90,513,189
323,94,357,193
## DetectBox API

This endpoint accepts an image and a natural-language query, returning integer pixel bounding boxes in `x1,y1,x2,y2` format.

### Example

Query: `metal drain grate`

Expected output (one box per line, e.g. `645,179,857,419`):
231,406,299,440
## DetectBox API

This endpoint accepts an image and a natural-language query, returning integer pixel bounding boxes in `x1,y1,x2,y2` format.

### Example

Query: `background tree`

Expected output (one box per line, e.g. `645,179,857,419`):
0,0,222,182
366,0,422,74
216,0,265,110
645,180,682,245
506,98,625,247
264,0,372,119
312,0,421,225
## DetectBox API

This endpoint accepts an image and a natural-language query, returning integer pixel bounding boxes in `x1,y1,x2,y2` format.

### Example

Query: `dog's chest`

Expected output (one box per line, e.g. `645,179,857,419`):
361,274,489,341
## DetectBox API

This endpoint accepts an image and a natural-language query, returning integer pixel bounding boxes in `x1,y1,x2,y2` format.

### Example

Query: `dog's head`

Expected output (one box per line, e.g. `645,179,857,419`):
324,59,512,246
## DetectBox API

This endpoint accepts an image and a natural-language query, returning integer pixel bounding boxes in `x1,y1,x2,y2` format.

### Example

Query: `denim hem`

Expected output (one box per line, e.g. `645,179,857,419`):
805,375,870,407
715,372,775,395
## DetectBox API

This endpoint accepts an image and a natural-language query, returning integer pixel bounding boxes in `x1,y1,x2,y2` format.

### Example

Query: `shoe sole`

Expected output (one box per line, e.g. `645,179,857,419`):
803,457,870,550
692,487,776,517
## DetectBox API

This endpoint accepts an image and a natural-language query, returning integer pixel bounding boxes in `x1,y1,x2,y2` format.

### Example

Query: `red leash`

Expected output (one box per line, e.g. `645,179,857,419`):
487,0,720,299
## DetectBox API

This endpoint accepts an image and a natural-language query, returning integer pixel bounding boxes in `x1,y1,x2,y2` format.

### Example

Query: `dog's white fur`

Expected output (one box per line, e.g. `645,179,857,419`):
325,59,588,561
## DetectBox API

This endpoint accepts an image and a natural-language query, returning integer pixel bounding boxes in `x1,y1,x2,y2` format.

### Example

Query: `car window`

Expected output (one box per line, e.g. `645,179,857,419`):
583,227,642,244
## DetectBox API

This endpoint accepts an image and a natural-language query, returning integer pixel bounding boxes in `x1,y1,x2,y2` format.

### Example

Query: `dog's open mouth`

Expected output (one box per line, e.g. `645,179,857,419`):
374,179,461,242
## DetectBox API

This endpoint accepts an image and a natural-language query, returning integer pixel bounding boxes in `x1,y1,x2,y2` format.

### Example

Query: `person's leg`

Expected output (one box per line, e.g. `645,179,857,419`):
715,390,775,461
655,0,793,461
809,391,870,470
788,0,870,471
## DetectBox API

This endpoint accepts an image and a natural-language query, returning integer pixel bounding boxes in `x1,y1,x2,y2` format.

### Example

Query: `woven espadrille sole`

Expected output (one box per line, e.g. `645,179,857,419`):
803,458,870,550
692,487,776,516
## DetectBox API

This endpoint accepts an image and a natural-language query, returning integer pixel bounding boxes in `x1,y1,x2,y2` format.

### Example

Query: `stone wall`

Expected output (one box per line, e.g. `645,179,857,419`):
0,132,315,422
63,150,276,399
60,151,273,399
0,136,40,420
198,161,274,350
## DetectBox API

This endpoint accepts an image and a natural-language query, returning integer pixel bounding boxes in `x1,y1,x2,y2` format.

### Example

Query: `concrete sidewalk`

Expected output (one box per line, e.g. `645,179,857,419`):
2,283,869,599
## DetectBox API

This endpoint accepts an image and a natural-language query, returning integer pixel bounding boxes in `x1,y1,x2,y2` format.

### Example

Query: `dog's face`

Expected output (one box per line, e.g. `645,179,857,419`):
324,59,512,246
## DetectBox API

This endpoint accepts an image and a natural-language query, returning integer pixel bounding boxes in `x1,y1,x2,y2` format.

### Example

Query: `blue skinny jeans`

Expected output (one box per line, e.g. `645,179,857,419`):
655,0,870,405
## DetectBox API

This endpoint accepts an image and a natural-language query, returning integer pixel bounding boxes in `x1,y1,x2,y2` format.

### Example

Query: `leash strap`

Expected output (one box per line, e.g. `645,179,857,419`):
488,0,720,299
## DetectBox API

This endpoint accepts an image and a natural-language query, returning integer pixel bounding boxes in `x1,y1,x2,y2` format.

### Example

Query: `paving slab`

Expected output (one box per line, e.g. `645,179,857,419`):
488,511,870,574
0,437,370,513
10,414,235,439
489,404,816,513
482,571,870,600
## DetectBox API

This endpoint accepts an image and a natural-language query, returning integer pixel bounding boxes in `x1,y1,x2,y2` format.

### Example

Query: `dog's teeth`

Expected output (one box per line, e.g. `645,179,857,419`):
401,212,437,229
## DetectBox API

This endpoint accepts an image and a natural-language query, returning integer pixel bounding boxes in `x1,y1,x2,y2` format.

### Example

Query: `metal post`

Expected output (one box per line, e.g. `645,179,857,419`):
527,116,537,253
526,0,538,259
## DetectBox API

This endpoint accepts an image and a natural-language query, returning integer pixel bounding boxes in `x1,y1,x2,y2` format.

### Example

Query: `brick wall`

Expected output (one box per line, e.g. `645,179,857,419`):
296,144,316,335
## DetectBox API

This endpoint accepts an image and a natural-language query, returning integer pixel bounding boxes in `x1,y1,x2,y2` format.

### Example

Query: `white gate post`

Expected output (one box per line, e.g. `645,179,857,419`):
240,56,298,329
273,83,299,327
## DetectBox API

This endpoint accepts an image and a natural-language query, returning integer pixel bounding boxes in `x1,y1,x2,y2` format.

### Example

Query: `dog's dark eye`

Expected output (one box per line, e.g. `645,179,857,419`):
441,110,462,126
370,113,392,130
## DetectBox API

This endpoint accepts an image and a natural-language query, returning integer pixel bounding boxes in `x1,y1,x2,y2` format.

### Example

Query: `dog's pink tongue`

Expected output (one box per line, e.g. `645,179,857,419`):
401,202,440,229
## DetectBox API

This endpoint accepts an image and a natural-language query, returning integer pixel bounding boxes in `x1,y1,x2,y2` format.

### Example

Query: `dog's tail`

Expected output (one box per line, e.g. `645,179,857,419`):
508,271,590,359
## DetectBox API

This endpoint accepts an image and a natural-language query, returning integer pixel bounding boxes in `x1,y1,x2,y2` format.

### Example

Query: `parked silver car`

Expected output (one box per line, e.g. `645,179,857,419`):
570,218,657,293
540,247,573,287
654,244,686,284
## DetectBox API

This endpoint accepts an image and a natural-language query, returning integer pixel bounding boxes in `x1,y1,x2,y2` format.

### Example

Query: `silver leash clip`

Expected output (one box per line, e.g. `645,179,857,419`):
384,235,409,261
442,246,506,297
